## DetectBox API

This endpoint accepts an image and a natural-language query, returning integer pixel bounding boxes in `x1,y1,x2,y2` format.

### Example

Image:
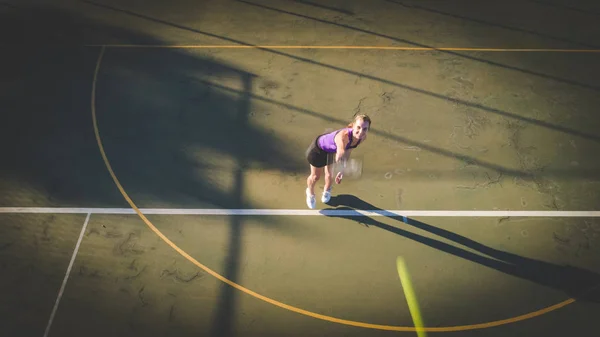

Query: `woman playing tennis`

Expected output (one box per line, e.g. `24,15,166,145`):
305,114,371,209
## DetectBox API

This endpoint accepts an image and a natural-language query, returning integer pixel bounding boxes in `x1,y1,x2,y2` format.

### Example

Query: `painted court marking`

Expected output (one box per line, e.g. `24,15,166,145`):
43,213,91,337
82,44,600,52
79,45,599,332
1,207,600,217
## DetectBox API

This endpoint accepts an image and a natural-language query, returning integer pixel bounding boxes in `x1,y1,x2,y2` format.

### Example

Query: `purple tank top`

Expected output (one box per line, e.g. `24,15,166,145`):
317,128,360,153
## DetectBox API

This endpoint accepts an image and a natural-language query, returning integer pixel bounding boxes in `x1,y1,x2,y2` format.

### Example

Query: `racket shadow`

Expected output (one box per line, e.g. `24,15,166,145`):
321,194,600,303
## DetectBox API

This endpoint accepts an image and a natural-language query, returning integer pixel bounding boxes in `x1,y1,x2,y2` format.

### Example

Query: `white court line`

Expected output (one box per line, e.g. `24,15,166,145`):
1,207,600,217
43,213,91,337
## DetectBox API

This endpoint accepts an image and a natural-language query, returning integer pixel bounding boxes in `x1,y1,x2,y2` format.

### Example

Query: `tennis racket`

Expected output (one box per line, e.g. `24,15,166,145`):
332,158,363,180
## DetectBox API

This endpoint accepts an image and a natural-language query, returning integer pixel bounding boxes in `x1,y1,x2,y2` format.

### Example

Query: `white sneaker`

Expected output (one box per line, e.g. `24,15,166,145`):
306,188,316,209
321,190,331,203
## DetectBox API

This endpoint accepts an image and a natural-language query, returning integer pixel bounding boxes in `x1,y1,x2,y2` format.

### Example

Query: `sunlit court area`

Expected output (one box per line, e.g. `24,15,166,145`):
2,0,600,336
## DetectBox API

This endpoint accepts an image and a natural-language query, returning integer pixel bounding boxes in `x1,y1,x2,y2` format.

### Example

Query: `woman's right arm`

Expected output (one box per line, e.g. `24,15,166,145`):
334,129,349,163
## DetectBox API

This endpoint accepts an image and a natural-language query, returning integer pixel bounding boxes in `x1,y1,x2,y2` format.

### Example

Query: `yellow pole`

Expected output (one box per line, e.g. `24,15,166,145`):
397,256,427,337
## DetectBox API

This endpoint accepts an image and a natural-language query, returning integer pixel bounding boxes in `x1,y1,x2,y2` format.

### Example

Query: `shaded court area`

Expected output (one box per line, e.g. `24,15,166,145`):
1,0,600,336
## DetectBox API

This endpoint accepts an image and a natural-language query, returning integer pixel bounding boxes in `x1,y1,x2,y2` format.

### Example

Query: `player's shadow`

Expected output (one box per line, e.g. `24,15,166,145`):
322,194,600,303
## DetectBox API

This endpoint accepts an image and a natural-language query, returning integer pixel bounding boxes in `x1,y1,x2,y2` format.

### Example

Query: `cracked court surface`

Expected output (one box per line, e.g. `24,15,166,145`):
1,0,600,336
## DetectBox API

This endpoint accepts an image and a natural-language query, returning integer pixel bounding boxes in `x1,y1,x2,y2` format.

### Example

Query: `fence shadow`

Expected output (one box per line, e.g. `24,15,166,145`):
0,3,306,337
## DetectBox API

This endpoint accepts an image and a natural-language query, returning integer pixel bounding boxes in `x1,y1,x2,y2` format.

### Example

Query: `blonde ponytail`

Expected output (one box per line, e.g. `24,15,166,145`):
348,114,372,127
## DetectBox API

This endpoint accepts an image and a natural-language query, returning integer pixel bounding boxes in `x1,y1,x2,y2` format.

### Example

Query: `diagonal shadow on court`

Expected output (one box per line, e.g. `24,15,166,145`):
323,194,600,304
236,0,600,92
385,0,600,49
80,0,600,145
288,0,355,15
70,0,600,198
191,77,600,182
524,0,600,16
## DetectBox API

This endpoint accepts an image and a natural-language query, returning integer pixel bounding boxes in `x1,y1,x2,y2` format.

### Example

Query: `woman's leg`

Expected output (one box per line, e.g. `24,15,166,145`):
306,165,322,208
321,164,334,203
323,164,333,193
307,164,322,195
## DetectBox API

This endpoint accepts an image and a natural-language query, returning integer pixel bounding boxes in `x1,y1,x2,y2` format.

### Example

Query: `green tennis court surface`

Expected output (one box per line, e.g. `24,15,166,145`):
1,0,600,336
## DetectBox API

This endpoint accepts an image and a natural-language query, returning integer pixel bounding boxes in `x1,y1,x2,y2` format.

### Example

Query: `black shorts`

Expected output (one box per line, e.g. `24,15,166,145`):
306,136,335,168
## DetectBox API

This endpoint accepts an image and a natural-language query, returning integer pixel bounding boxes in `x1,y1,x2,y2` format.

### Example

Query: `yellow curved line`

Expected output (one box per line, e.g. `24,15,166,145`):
83,44,600,52
91,45,577,332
